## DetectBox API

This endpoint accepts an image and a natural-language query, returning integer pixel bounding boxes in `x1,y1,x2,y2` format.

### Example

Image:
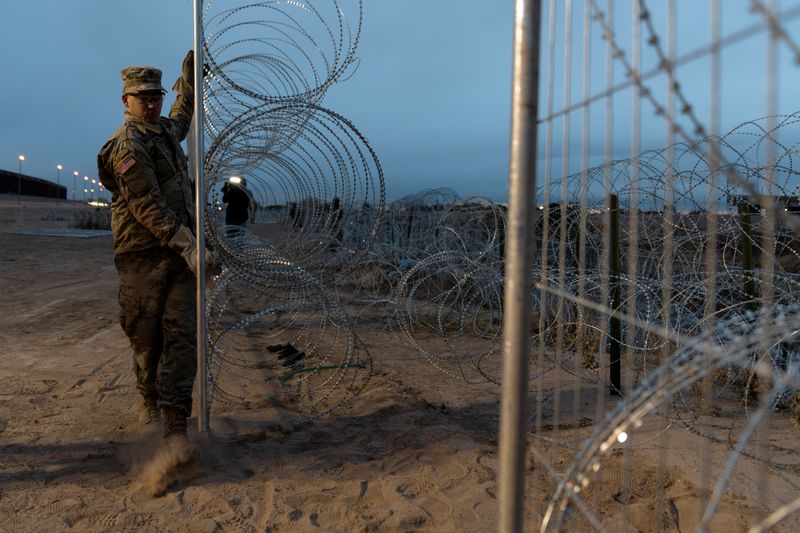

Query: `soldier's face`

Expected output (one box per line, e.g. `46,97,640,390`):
123,92,164,124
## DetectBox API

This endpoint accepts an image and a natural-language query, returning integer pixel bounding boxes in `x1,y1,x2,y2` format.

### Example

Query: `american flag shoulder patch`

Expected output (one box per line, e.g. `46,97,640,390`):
115,155,136,175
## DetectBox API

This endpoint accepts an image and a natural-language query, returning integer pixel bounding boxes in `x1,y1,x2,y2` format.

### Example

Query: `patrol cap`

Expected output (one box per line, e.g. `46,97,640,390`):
121,66,166,94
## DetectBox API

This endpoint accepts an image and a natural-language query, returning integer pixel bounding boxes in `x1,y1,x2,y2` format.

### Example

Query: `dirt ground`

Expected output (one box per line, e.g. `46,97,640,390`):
1,214,799,532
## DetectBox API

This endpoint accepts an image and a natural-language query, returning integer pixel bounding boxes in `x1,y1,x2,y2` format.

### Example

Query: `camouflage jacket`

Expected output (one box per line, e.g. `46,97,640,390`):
97,75,194,255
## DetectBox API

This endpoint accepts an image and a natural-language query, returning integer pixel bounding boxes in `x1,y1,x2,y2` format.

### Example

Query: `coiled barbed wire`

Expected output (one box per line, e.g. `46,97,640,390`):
540,304,800,531
377,114,800,389
199,1,382,430
203,0,362,133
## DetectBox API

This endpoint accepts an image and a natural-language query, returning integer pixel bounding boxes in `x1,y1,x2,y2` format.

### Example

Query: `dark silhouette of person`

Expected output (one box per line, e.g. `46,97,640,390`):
329,196,342,248
221,177,251,226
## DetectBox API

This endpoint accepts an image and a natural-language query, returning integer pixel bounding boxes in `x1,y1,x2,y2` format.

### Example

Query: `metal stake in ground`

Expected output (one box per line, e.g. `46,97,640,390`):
498,0,542,532
192,0,209,433
609,193,622,396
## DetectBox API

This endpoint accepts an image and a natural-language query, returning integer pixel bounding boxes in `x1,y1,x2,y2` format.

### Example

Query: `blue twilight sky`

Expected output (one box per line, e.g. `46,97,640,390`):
0,1,514,202
1,1,800,203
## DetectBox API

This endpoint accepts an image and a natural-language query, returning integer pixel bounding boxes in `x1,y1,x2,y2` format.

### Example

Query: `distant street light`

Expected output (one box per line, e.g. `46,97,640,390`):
17,154,25,205
91,179,97,202
83,176,89,202
72,171,79,205
56,164,63,206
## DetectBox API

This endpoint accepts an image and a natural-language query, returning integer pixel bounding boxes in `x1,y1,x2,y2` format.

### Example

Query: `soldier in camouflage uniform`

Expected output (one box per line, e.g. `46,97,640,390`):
97,51,212,445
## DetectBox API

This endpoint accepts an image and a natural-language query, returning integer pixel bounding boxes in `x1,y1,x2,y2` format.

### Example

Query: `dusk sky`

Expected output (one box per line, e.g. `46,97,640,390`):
2,1,799,203
0,1,514,202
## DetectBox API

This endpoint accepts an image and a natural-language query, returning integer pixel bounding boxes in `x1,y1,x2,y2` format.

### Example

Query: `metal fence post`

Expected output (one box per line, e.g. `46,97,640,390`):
738,201,758,308
192,0,209,433
498,0,542,531
406,206,414,246
608,193,622,395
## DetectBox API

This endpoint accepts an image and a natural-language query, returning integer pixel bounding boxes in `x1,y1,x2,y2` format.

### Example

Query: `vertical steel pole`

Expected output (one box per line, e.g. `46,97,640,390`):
739,201,757,308
56,166,61,206
193,0,209,433
608,193,622,395
17,157,23,205
498,1,541,532
406,207,414,245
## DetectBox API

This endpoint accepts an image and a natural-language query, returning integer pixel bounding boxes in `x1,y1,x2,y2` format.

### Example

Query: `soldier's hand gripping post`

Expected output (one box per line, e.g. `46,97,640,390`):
168,225,214,278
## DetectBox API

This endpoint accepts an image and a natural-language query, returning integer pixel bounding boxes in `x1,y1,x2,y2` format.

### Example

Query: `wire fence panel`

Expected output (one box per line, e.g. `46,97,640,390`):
530,1,800,530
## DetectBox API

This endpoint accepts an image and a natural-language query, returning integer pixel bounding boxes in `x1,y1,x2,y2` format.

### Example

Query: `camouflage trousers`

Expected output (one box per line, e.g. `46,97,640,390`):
115,247,196,415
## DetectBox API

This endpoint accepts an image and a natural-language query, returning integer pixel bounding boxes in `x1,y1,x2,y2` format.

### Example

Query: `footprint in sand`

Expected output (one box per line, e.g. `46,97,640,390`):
41,497,83,514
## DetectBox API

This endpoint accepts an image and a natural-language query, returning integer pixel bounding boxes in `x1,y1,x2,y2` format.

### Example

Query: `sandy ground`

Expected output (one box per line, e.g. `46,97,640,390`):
1,212,800,532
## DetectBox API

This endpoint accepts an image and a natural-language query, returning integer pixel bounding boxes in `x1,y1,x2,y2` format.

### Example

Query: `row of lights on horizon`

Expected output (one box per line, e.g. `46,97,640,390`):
16,154,110,206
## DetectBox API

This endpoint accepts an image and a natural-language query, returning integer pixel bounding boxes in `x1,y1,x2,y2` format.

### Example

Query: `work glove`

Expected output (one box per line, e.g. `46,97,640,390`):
180,49,213,83
168,225,214,277
172,50,197,96
181,50,194,86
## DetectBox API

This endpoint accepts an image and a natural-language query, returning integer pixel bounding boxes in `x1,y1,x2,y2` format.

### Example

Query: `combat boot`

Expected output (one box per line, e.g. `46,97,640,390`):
161,405,188,442
135,405,197,495
138,395,160,425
